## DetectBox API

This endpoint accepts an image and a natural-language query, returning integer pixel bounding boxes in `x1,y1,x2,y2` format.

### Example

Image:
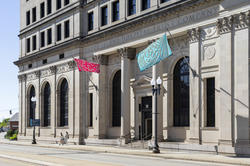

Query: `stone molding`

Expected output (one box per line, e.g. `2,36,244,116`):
234,11,250,30
217,16,233,34
49,66,57,74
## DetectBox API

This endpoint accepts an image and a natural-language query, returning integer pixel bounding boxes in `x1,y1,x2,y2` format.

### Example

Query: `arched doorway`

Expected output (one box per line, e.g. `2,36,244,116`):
29,86,36,126
43,82,51,127
173,57,190,126
59,79,68,127
112,70,121,127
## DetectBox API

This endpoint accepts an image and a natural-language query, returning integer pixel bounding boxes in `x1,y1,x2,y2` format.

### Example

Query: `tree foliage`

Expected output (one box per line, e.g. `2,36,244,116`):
0,118,10,128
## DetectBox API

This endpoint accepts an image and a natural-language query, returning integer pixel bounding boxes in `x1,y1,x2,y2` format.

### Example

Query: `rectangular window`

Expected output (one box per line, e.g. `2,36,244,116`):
206,77,215,127
161,0,169,3
32,35,37,51
41,31,45,48
43,59,47,64
88,93,93,127
28,64,32,68
26,38,31,53
88,12,94,31
56,0,62,10
112,1,119,22
64,20,70,38
59,53,64,59
142,0,150,11
64,0,70,6
32,7,36,22
57,24,62,41
47,28,52,45
40,2,45,18
26,11,30,26
128,0,136,16
47,0,52,15
101,6,108,26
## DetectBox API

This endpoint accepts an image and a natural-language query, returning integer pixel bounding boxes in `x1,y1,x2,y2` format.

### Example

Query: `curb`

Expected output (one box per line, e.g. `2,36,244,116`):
0,141,250,166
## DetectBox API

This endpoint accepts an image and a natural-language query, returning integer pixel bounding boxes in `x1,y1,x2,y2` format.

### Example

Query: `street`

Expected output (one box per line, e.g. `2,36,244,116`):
0,143,237,166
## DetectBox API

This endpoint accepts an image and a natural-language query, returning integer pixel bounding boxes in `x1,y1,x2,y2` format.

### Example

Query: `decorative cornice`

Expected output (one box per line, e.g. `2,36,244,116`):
187,28,200,43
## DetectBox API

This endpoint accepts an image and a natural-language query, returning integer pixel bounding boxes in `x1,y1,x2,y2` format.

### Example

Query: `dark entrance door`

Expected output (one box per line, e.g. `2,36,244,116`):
140,96,152,140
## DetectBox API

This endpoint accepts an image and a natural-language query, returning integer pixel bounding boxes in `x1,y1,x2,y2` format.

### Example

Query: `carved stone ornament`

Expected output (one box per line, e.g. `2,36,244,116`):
117,47,135,60
68,61,75,70
27,73,37,81
35,71,40,78
234,12,249,30
18,74,26,82
203,45,216,60
217,16,233,34
92,54,108,65
49,66,57,74
187,28,200,43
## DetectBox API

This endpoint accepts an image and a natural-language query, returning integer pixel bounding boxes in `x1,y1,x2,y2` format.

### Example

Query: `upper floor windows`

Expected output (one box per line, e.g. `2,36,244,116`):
40,2,45,19
161,0,170,3
26,11,30,26
32,7,36,22
128,0,136,16
88,12,94,31
64,0,70,6
101,6,108,26
47,0,52,15
32,35,37,51
57,0,62,10
142,0,150,11
112,1,119,22
64,20,70,38
41,31,45,48
47,28,52,45
26,38,31,53
57,24,62,41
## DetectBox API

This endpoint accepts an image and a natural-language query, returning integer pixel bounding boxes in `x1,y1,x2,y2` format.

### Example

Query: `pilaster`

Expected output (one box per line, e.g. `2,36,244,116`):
187,28,202,144
117,47,135,144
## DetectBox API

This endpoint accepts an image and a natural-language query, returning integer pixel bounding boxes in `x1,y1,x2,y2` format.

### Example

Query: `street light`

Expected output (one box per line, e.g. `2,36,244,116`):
151,76,162,153
31,96,36,144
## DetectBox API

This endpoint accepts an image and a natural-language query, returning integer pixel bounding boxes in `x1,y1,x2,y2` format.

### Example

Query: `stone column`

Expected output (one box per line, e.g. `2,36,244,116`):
188,28,201,144
232,12,249,146
35,71,41,137
93,55,108,138
217,16,234,146
118,48,135,144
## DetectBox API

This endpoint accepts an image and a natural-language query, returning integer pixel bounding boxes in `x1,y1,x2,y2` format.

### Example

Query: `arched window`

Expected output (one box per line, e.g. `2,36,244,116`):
29,86,36,126
60,79,68,126
112,70,121,127
43,82,51,127
173,57,190,126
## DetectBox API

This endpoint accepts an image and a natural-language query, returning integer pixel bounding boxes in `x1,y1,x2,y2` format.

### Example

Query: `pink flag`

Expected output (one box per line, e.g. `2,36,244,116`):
74,58,100,73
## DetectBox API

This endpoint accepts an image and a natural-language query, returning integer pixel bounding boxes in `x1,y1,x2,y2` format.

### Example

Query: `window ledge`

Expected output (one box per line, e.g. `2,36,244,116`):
201,127,218,131
57,126,69,129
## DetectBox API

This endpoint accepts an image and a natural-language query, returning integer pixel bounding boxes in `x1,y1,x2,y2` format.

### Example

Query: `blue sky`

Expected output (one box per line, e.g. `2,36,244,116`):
0,2,20,121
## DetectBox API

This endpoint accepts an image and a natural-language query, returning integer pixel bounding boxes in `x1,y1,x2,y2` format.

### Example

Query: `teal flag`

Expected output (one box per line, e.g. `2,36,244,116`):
137,34,172,72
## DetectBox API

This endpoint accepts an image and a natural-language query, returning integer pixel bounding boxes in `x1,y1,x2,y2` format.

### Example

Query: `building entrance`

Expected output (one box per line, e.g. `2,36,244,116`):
139,96,152,140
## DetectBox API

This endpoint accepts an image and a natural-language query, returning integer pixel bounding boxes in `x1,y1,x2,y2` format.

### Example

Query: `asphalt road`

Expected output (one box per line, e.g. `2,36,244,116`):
0,143,238,166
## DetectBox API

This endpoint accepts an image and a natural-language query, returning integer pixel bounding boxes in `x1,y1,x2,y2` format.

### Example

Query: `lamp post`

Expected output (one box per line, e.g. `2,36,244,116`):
151,76,162,153
31,96,36,144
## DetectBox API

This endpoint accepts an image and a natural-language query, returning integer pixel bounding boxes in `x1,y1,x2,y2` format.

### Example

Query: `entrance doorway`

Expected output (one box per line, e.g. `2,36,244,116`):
140,96,152,140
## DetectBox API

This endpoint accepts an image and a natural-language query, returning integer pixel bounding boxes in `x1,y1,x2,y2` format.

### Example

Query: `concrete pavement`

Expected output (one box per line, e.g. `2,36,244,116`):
0,138,249,165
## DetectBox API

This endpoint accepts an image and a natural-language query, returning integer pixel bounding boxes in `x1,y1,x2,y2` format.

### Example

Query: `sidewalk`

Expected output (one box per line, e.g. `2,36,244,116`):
0,139,250,166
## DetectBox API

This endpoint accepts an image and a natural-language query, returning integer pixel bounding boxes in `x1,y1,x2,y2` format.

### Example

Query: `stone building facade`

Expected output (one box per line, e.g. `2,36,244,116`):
15,0,250,154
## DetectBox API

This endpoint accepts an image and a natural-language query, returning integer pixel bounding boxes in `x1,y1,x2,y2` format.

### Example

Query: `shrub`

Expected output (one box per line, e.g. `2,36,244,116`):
10,134,17,140
4,129,14,139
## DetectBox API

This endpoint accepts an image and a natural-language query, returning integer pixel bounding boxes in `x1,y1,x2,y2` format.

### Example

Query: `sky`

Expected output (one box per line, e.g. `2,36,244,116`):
0,2,20,122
